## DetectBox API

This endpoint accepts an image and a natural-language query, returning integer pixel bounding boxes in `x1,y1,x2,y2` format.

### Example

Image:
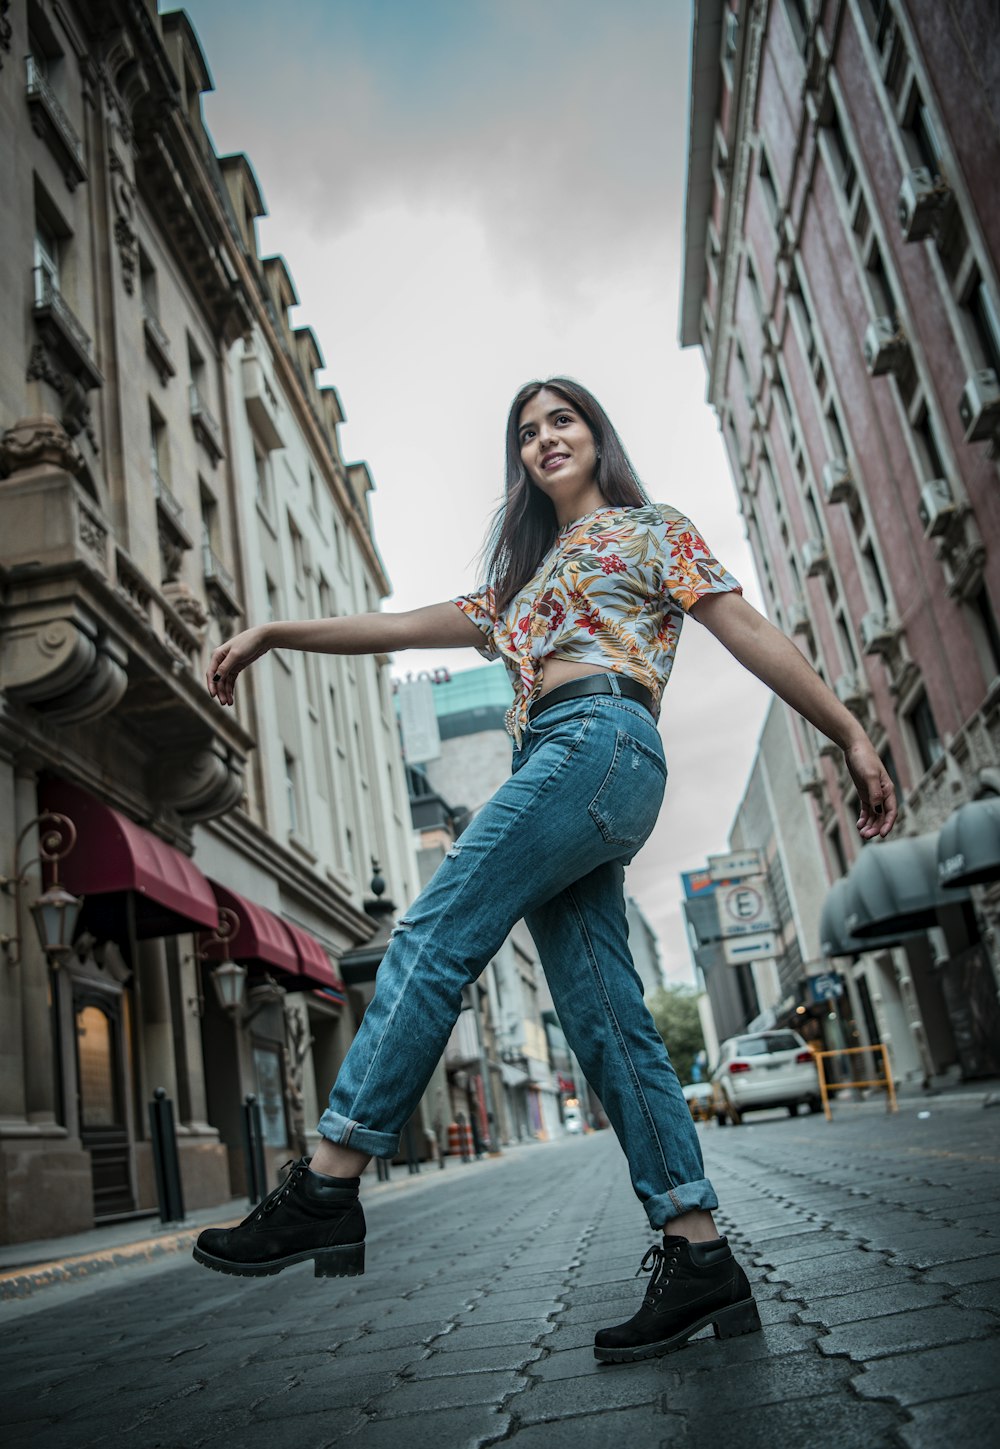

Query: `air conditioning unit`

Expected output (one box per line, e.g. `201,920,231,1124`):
787,599,811,636
822,456,855,505
918,478,956,537
834,672,869,710
897,167,948,243
863,316,908,377
958,369,1000,443
802,537,830,577
796,762,823,796
859,608,898,656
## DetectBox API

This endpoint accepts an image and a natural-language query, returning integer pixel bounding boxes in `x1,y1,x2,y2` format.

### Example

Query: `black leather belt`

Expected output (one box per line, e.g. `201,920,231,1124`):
528,674,657,722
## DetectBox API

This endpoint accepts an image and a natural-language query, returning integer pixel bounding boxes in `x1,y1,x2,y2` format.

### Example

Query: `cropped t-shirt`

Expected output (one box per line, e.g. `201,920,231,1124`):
453,504,742,744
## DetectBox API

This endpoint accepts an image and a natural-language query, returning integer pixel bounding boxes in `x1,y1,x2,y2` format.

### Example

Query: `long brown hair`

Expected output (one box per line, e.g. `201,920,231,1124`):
484,378,649,612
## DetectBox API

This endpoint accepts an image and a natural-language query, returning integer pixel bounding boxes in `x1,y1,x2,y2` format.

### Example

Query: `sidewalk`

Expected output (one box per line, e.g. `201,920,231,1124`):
0,1140,540,1302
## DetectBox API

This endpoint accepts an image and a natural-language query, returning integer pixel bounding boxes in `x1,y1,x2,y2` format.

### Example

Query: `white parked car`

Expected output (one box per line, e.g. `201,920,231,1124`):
563,1104,584,1134
711,1030,822,1125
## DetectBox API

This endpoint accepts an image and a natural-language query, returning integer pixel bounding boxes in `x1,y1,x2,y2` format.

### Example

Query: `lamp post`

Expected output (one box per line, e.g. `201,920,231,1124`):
197,905,248,1015
1,812,83,965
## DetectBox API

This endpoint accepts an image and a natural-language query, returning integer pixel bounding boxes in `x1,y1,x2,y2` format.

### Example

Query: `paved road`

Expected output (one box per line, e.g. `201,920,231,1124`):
2,1098,999,1448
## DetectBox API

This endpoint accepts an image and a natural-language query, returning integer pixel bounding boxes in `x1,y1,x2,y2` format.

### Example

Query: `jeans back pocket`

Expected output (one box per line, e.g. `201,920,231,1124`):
588,731,668,849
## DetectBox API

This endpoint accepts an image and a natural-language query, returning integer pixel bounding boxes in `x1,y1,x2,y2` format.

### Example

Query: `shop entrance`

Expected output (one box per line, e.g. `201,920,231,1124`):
73,985,136,1218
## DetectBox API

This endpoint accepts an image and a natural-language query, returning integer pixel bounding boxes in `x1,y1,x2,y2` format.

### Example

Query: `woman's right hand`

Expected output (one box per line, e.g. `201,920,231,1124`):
206,624,271,706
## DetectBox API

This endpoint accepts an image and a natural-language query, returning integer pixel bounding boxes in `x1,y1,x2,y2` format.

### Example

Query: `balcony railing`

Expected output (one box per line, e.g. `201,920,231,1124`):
189,382,225,462
26,56,86,185
142,303,175,379
31,267,102,390
33,267,91,358
202,542,237,603
152,468,184,528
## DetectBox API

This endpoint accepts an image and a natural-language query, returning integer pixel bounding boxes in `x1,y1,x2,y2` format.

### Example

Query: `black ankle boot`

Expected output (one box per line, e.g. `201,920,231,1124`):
593,1235,760,1362
193,1157,365,1279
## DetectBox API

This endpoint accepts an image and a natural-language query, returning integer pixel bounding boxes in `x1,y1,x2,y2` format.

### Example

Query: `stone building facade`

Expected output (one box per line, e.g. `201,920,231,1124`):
0,1,415,1241
681,0,1000,1081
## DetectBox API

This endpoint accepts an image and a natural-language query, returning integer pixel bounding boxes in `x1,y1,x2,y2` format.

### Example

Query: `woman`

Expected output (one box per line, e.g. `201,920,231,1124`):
194,378,896,1364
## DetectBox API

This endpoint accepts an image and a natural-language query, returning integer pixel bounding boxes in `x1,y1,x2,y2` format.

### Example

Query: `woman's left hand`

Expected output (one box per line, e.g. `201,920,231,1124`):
845,739,897,840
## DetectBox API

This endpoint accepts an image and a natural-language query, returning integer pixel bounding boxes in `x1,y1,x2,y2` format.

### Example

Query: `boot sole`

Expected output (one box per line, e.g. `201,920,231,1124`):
192,1241,365,1279
593,1296,761,1363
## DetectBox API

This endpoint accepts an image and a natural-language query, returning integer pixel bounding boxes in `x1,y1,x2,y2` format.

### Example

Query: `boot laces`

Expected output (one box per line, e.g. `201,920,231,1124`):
256,1158,307,1221
637,1241,682,1301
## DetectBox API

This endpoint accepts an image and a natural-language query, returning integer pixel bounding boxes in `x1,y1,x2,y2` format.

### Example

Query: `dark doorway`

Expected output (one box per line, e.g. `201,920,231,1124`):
73,987,136,1218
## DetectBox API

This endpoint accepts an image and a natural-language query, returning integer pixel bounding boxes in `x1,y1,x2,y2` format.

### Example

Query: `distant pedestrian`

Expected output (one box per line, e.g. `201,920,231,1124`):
195,378,896,1362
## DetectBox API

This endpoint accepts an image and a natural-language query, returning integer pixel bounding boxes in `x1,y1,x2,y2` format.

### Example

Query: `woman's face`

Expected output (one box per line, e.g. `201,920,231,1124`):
517,388,598,498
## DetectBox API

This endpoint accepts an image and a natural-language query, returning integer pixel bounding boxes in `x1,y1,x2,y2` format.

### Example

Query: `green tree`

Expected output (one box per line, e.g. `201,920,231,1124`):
647,984,706,1085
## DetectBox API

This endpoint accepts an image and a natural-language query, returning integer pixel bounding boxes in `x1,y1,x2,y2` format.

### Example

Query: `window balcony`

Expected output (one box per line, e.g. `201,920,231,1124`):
151,468,187,533
32,267,102,390
802,537,831,578
142,303,176,383
189,383,225,464
26,55,87,189
242,346,284,452
202,542,241,616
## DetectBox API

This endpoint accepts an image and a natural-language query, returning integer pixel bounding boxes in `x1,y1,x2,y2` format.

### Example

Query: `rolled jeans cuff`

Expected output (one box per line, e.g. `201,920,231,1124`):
317,1108,399,1159
644,1178,719,1230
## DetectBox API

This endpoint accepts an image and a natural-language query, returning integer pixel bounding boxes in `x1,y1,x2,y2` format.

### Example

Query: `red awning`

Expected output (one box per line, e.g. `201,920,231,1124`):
284,920,345,993
203,882,300,975
39,778,218,938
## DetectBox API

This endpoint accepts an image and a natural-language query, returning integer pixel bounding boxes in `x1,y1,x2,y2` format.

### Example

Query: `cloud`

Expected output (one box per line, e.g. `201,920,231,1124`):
171,0,689,291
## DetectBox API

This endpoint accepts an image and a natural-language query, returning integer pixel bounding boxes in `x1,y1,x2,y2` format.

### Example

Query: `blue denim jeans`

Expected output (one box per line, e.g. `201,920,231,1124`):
318,684,719,1228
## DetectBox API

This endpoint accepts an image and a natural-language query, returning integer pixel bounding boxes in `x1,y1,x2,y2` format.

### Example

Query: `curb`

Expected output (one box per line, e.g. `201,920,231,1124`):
0,1221,240,1302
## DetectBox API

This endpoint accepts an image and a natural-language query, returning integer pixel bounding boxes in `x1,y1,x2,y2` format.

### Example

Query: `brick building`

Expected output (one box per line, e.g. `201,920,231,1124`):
680,0,1000,1081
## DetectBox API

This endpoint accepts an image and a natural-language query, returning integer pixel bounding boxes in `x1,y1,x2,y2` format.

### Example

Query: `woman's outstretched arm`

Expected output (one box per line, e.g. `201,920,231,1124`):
689,591,897,841
206,602,485,707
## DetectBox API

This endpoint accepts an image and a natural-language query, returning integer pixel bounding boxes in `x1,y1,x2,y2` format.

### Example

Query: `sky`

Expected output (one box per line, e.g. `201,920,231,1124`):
169,0,772,983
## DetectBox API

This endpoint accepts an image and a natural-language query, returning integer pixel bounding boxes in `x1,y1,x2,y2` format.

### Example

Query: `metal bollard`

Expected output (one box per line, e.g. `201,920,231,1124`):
242,1094,268,1205
403,1122,420,1175
375,1157,391,1182
148,1087,185,1224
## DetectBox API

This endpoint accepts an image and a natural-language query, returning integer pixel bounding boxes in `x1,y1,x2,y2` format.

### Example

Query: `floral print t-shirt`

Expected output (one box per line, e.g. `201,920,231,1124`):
453,504,742,744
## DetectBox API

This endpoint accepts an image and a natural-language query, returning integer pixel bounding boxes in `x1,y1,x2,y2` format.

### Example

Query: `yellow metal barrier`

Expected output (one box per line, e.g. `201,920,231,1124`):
813,1043,898,1121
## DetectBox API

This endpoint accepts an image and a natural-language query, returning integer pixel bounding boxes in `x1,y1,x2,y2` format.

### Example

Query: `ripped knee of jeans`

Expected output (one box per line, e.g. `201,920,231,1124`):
446,842,462,859
389,916,414,941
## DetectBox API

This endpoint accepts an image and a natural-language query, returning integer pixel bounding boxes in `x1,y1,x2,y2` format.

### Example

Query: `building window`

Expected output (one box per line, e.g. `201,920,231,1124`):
900,81,944,179
264,573,279,622
822,104,856,200
308,467,319,516
33,217,60,299
782,0,810,54
861,543,889,609
200,480,218,553
911,402,949,482
968,587,1000,683
284,750,301,835
960,269,1000,376
288,514,306,585
254,444,272,513
826,821,848,878
318,572,333,619
758,145,780,223
907,691,944,772
836,611,859,672
149,403,169,487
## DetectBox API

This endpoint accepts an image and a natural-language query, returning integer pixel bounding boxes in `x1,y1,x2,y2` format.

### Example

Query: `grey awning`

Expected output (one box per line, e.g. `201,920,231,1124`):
844,833,968,940
938,796,1000,888
818,877,910,956
500,1062,530,1089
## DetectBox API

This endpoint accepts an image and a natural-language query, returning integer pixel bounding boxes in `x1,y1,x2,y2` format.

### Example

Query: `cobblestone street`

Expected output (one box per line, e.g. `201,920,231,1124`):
2,1097,999,1448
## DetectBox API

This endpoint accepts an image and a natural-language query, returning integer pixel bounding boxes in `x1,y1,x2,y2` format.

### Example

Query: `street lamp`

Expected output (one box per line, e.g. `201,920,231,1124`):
1,812,83,965
197,905,248,1015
